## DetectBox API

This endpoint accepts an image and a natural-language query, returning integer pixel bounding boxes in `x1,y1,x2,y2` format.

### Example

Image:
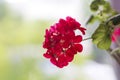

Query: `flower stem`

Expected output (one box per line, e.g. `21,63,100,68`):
83,37,92,41
107,48,120,65
110,47,120,54
112,52,120,65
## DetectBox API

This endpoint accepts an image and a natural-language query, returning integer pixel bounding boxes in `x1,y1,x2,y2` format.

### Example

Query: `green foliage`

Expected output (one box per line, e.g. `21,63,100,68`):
88,0,116,24
103,2,112,13
88,0,120,50
92,23,112,49
97,0,106,5
107,14,120,26
90,0,106,12
90,1,99,11
86,15,96,24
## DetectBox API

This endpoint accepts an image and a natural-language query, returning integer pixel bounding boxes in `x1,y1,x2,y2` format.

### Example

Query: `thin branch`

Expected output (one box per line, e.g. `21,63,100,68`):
116,39,120,47
112,53,120,65
107,48,120,65
110,47,120,54
82,37,92,41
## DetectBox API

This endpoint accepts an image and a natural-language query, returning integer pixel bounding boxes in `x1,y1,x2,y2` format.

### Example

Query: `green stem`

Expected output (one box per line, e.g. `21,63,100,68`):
83,37,92,41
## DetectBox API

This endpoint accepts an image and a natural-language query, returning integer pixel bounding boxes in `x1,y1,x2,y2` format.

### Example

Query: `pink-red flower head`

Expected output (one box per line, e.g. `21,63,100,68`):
112,27,120,42
43,16,86,68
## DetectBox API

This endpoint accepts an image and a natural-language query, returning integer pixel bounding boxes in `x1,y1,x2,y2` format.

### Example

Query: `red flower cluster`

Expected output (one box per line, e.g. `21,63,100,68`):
43,16,86,68
112,27,120,42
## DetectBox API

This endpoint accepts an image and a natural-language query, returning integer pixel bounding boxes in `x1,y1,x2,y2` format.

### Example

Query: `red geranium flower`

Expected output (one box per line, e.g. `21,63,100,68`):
43,16,86,68
112,27,120,42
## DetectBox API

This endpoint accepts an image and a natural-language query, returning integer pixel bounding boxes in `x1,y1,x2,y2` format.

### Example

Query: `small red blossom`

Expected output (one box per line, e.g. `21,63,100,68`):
111,27,120,42
43,16,86,68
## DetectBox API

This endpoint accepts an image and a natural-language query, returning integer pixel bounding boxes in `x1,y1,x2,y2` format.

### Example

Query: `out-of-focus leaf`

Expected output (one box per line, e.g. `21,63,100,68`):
86,15,97,25
90,1,99,11
97,35,111,49
103,2,111,13
95,0,106,5
107,14,120,26
92,23,112,49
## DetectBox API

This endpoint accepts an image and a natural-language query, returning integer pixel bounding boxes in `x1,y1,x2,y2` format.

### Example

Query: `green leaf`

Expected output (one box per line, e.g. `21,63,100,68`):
107,14,120,26
97,34,111,49
90,1,99,11
92,23,112,49
95,0,106,5
103,2,111,13
86,15,97,25
92,32,105,44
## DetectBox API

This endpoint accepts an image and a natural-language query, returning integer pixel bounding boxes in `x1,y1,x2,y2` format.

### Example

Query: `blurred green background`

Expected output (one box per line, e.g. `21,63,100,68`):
0,0,117,80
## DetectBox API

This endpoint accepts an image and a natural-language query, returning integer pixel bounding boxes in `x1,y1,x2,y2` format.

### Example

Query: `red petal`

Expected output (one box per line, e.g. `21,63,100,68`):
66,46,77,55
111,27,120,42
79,27,86,35
66,16,75,21
43,53,51,58
50,58,57,65
73,35,82,43
73,44,83,52
59,19,67,27
57,57,68,68
111,34,116,42
66,55,74,62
